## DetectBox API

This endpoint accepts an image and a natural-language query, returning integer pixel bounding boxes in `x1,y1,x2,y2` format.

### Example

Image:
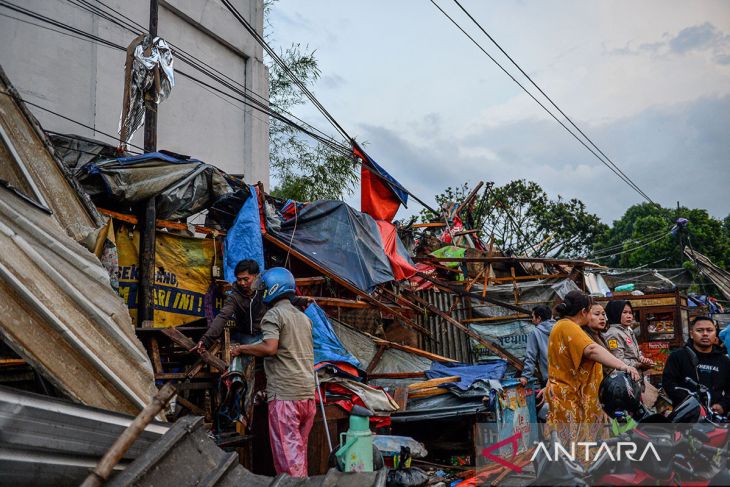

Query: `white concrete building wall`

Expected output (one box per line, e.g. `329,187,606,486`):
0,0,269,186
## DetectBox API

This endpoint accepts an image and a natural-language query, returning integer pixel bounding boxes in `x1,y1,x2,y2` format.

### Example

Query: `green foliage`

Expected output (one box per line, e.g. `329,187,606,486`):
265,2,357,201
423,180,607,258
593,203,730,270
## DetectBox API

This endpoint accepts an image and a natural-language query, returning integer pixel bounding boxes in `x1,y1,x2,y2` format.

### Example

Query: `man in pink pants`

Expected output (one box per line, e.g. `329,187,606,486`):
231,267,315,477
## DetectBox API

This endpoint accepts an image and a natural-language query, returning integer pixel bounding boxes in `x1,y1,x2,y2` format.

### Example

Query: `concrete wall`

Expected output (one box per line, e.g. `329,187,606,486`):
0,0,269,187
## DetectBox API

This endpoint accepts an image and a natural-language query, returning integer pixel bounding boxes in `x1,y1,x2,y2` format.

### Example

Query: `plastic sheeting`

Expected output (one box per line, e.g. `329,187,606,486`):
425,361,507,391
268,200,400,292
224,185,264,281
48,133,126,171
119,35,174,146
469,320,534,366
306,303,363,370
376,221,417,280
76,151,235,220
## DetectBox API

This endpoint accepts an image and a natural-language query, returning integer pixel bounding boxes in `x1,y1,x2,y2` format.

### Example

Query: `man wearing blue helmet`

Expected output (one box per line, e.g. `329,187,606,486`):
230,267,315,477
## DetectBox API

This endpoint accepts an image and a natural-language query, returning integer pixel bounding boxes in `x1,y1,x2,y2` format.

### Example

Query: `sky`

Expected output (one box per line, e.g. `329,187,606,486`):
268,0,730,225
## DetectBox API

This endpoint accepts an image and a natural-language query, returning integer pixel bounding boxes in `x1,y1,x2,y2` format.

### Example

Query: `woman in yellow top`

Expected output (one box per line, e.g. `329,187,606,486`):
546,291,640,444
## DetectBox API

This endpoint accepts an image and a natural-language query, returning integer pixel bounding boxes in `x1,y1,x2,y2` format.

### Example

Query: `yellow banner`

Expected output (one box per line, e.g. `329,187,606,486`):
115,223,224,327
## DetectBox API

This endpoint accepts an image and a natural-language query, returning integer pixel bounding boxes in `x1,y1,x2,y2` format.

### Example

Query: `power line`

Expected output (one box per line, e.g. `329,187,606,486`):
70,0,349,153
0,91,145,152
450,0,655,204
589,230,673,261
429,0,656,204
0,0,352,157
4,1,439,213
219,0,352,142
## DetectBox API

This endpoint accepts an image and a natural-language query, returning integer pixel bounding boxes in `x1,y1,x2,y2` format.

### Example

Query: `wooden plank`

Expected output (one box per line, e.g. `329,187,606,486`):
366,344,387,375
462,314,531,324
403,289,524,370
411,222,447,228
414,255,599,266
453,181,484,217
154,372,213,380
263,233,433,337
187,342,221,380
393,387,409,411
490,273,567,283
149,337,163,374
415,272,530,315
408,376,460,391
295,276,326,286
160,328,228,371
367,371,426,379
176,395,207,416
408,386,450,399
378,287,428,314
98,207,224,236
372,339,457,363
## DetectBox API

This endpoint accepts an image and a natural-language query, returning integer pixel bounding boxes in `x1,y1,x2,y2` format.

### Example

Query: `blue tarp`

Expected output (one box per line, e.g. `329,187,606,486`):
425,361,507,391
224,185,264,282
306,303,363,370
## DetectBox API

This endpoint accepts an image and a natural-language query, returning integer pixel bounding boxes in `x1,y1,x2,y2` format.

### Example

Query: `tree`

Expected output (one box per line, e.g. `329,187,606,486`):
422,180,607,258
593,203,730,269
265,2,358,201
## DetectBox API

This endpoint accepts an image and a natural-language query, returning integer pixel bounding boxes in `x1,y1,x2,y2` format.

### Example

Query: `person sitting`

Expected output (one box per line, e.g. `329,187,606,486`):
662,316,730,415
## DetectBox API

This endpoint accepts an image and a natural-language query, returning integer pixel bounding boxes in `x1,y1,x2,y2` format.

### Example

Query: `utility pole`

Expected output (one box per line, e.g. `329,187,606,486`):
139,0,158,327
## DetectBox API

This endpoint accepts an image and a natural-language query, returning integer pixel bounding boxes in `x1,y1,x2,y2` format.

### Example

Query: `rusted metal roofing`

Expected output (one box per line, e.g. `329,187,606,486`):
0,65,158,415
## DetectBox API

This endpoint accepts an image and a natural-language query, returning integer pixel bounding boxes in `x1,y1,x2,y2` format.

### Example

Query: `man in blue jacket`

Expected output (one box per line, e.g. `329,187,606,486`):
519,305,555,388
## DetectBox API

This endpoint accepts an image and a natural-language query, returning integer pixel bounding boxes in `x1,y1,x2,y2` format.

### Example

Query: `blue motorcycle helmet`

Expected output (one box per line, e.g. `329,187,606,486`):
261,267,296,304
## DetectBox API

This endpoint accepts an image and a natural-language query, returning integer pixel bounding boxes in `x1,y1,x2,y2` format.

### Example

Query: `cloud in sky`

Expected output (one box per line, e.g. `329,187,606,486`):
270,0,730,223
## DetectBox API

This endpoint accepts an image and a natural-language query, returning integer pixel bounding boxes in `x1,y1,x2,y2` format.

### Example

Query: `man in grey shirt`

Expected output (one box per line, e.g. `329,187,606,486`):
230,267,315,477
519,305,555,388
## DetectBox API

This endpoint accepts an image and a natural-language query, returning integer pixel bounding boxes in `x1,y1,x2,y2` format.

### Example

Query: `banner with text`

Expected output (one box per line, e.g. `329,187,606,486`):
115,224,224,327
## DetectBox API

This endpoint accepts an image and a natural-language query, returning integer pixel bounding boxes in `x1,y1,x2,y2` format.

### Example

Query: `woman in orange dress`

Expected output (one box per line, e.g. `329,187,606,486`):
546,291,640,444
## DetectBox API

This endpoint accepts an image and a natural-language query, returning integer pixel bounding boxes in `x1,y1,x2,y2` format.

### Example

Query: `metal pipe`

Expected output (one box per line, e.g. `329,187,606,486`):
314,371,333,453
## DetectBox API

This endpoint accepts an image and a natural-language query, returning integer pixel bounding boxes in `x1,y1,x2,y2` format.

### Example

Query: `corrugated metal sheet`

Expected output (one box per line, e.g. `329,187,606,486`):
109,415,387,487
0,385,168,486
0,67,158,415
415,289,472,363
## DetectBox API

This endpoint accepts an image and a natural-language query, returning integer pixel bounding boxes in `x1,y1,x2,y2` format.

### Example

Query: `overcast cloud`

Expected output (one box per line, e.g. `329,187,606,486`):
270,0,730,224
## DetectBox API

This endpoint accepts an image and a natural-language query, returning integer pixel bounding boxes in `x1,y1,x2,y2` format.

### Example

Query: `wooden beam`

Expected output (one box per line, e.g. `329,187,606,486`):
263,233,433,337
372,339,457,363
490,273,567,283
403,289,524,370
175,395,206,416
408,376,460,391
366,344,387,375
408,386,450,399
149,337,163,374
378,287,428,314
415,272,531,315
160,328,227,370
367,371,426,379
98,208,225,236
415,256,599,266
462,314,531,324
295,276,326,286
411,222,447,228
452,181,484,217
